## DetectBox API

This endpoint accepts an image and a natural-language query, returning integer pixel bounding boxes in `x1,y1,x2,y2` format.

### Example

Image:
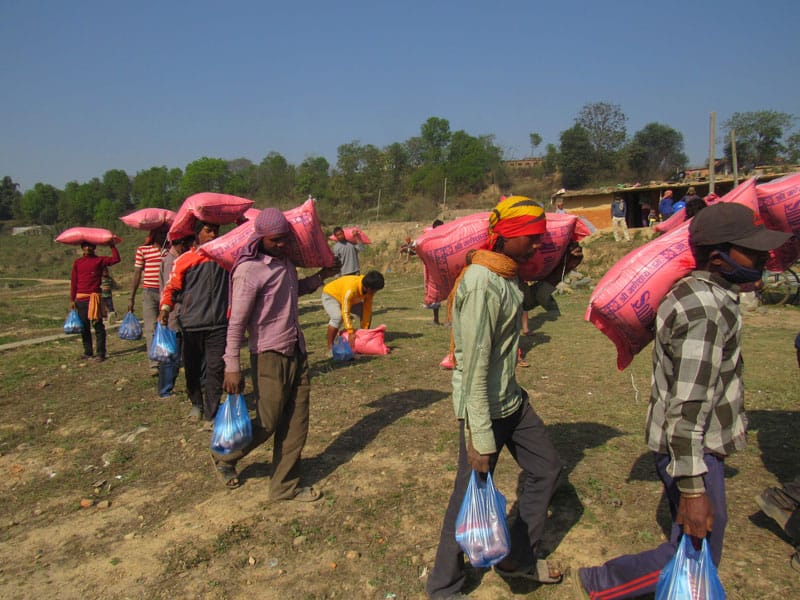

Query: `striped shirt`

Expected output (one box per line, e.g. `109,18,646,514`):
645,270,746,493
451,264,524,455
134,244,165,290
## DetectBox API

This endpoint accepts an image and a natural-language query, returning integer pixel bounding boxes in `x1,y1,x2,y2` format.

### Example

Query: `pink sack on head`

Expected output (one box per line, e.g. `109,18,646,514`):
119,208,176,231
198,199,335,270
55,227,122,246
415,212,491,305
168,193,254,241
341,325,390,355
329,227,372,244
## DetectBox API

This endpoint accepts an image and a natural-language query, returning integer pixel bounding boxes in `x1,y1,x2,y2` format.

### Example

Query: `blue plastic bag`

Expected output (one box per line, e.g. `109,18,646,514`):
210,393,253,455
63,309,83,334
332,334,354,361
149,322,177,362
118,311,143,340
454,470,510,568
656,535,726,600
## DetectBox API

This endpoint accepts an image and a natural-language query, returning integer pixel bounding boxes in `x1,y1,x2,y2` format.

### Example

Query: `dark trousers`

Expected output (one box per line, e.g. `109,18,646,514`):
425,401,563,599
182,328,226,421
157,331,182,397
579,452,727,599
75,300,106,357
212,347,310,500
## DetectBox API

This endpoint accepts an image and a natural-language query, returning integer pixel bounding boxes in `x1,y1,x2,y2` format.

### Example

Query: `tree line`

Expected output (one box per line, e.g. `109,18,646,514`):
1,108,796,227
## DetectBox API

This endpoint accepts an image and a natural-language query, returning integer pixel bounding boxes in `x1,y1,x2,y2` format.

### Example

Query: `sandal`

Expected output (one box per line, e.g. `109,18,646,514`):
274,486,323,503
494,559,563,584
210,456,239,489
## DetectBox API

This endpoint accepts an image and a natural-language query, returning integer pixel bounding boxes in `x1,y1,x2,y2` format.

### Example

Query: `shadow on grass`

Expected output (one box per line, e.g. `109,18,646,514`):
747,410,800,483
301,388,448,483
465,421,623,595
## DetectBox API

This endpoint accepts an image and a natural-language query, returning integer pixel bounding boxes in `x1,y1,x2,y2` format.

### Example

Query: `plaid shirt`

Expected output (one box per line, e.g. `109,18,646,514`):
645,270,747,493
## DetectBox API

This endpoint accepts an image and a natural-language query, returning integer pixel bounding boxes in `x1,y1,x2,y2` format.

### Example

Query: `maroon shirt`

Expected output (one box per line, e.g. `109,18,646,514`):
70,247,121,300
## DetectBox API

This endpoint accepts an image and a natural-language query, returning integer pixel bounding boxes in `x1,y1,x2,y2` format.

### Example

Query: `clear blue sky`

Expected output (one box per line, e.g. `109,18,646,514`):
2,0,798,191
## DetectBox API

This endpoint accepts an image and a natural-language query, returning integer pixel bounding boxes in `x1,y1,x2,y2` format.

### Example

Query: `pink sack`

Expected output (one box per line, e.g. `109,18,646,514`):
586,179,759,370
439,352,455,370
653,208,687,234
341,325,390,355
198,199,335,270
55,227,122,246
168,193,254,241
756,171,800,271
119,208,176,231
328,226,372,244
518,213,585,282
415,212,492,305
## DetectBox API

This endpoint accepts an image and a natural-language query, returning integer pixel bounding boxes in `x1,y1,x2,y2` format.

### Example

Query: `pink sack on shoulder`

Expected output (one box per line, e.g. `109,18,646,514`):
518,213,585,282
119,208,176,231
585,178,759,370
55,227,122,246
198,199,335,270
341,325,390,355
169,193,254,241
756,171,800,272
328,227,372,244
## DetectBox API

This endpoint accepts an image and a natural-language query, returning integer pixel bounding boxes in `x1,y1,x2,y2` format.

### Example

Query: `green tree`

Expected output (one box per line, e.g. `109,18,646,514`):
0,176,22,220
225,158,258,197
542,144,560,176
19,183,60,224
102,169,132,213
59,179,103,224
131,166,183,209
529,132,542,156
626,122,688,180
576,102,628,169
447,131,503,194
180,157,230,197
722,110,795,167
295,156,330,199
383,142,410,198
420,117,451,164
258,152,296,205
559,125,595,188
786,131,800,164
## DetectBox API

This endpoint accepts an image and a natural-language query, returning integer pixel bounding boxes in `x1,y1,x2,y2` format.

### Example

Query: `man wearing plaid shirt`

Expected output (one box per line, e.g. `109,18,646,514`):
574,203,791,599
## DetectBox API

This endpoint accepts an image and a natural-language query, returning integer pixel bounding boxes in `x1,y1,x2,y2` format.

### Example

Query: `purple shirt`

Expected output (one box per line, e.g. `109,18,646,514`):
223,253,322,372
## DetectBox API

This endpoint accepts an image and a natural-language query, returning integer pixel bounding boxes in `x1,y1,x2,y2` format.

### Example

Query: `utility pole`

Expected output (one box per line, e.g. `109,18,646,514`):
442,178,447,212
731,129,739,186
376,189,381,221
708,112,716,194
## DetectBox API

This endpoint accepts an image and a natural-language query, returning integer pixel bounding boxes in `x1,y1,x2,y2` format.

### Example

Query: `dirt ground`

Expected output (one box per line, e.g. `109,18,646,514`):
0,225,799,600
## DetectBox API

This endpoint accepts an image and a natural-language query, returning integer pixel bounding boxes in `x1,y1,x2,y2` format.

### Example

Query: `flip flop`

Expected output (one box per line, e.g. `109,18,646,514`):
283,486,322,503
494,559,563,584
210,456,239,489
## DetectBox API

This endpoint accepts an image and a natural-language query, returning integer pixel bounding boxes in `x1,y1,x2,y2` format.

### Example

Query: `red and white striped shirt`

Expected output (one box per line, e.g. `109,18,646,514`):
134,244,165,290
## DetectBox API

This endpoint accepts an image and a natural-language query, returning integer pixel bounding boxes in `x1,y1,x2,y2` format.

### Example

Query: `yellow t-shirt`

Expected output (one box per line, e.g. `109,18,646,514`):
322,275,373,332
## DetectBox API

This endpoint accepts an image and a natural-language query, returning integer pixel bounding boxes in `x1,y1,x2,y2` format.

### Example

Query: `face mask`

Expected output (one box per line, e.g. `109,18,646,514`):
714,250,763,284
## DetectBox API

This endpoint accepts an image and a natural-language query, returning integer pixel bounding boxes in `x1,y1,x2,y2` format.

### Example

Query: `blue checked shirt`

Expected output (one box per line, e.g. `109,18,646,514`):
645,270,747,493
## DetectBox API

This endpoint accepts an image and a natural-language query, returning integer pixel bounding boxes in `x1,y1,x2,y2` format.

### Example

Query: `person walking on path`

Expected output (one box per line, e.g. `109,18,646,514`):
159,221,228,425
611,196,631,242
574,203,791,599
321,271,385,354
129,227,168,376
332,226,363,276
211,208,339,494
70,241,121,361
425,195,565,599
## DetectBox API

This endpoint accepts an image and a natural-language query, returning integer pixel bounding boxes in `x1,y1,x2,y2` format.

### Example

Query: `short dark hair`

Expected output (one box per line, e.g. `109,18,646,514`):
684,197,707,219
193,219,212,235
362,270,385,292
432,219,444,228
333,226,344,235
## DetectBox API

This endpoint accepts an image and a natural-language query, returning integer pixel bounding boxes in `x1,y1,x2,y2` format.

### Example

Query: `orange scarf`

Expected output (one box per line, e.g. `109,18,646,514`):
446,249,518,362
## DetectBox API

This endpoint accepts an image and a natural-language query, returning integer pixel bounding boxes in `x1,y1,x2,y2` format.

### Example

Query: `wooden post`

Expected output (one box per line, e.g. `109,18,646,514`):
731,129,739,186
708,112,716,194
442,178,447,212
